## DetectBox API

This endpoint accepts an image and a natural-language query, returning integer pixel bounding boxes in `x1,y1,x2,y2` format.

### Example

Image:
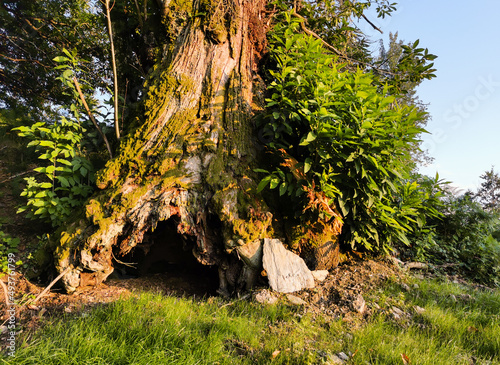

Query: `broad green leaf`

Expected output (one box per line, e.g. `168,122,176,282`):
57,176,70,187
53,56,70,63
304,158,312,173
279,183,287,196
299,131,317,146
269,177,280,189
257,176,271,193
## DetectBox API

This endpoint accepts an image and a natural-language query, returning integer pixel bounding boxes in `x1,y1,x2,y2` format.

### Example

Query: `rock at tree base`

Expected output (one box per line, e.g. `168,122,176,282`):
311,270,329,282
262,238,315,293
254,289,278,305
351,294,366,314
286,294,307,306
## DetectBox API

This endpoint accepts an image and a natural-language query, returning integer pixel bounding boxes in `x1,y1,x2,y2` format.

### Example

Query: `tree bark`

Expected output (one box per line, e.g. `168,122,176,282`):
54,0,272,293
52,0,342,294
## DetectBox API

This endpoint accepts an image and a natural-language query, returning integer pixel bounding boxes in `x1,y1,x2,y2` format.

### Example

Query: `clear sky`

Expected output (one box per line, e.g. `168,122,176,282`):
363,0,500,193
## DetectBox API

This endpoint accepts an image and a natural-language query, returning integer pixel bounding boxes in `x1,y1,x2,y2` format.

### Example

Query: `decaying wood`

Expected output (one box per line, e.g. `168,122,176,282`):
54,0,273,293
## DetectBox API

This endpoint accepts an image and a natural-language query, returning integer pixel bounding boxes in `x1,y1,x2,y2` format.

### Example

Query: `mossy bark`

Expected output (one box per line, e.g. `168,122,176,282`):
54,0,272,293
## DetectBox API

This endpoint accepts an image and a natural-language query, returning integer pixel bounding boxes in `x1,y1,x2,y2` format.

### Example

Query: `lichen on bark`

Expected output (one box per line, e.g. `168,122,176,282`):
53,0,273,293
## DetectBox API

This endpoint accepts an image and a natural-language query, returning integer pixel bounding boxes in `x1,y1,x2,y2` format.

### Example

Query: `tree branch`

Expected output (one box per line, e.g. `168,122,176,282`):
0,169,37,184
72,76,113,159
104,0,121,141
361,14,383,34
291,11,397,77
133,0,144,30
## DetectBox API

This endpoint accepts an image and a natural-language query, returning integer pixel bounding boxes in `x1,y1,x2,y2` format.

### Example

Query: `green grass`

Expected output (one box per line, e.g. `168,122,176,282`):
354,278,500,364
4,277,500,364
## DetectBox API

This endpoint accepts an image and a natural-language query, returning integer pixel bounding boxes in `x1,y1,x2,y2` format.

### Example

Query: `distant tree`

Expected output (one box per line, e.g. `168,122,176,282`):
475,168,500,213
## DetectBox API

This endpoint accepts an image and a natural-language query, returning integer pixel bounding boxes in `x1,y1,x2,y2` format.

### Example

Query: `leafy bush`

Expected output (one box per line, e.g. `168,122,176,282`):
14,118,95,227
0,227,22,275
431,193,500,286
258,14,435,252
395,174,447,262
399,182,500,286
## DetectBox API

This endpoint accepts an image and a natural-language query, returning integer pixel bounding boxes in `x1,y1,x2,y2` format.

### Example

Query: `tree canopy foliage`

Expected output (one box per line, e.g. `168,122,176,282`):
0,0,107,117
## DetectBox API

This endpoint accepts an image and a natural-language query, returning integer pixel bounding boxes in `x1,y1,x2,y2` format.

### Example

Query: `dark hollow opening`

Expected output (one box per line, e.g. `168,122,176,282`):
112,219,219,296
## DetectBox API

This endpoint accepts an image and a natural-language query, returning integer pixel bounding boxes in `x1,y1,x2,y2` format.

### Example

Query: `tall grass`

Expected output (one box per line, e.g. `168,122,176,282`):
4,278,500,364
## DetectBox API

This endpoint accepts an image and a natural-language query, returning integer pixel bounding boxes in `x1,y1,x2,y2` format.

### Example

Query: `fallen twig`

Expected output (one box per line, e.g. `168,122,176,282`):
25,266,72,306
219,293,251,309
0,169,36,184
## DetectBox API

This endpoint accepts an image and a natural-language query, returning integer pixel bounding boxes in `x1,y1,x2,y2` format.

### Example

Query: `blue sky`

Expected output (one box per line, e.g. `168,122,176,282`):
363,0,500,192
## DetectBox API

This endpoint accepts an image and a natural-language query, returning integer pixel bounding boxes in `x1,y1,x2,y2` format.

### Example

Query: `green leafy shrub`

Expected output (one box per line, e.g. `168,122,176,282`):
430,193,500,286
395,174,446,262
258,14,435,252
14,118,95,227
0,227,22,275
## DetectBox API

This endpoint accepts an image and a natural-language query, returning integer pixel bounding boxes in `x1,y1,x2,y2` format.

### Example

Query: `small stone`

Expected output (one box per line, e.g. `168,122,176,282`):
351,294,366,314
254,289,278,305
413,283,419,289
311,270,329,282
286,294,307,306
459,294,473,301
0,326,8,334
401,283,410,292
338,352,350,361
326,354,345,364
392,306,404,315
392,306,404,318
413,305,425,314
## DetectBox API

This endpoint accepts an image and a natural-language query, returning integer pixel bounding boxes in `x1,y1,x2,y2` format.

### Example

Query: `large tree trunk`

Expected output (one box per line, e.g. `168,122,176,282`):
53,0,341,294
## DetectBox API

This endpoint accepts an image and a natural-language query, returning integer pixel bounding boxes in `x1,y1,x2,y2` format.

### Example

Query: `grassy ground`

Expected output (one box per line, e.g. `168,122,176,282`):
3,275,499,365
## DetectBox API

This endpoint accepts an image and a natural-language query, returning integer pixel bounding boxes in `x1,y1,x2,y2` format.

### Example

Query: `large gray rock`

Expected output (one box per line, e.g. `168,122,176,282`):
262,238,315,293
